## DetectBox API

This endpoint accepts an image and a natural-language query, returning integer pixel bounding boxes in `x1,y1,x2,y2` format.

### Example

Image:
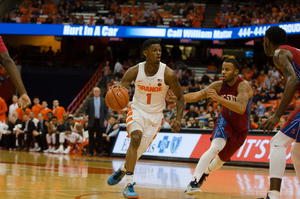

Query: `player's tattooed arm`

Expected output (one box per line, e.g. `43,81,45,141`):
183,81,223,103
272,49,298,118
165,67,184,132
111,65,139,89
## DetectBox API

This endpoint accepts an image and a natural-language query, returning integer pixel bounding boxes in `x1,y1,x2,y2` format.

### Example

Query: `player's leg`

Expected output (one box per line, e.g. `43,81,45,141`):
53,132,66,153
51,133,56,152
291,141,300,182
268,131,295,199
44,134,52,153
64,132,78,154
185,137,227,194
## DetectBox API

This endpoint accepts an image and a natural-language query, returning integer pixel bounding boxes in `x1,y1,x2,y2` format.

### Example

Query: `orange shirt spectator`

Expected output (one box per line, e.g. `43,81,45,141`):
121,4,130,14
215,15,221,27
0,97,7,123
186,13,195,22
52,106,66,122
256,71,267,85
40,108,51,120
244,68,254,81
111,4,119,12
0,66,7,76
192,18,201,28
16,107,31,121
250,122,258,129
32,104,43,118
207,65,218,73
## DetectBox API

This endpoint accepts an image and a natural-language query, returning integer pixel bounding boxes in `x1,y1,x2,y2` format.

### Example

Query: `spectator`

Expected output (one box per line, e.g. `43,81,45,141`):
192,16,201,28
31,97,43,118
169,18,176,27
221,2,229,13
8,95,18,119
52,100,66,122
45,14,54,24
90,2,98,13
185,105,199,120
40,101,52,120
16,114,36,151
162,116,172,128
95,15,104,25
201,72,211,85
104,14,114,25
3,116,21,150
255,101,266,116
102,116,119,156
171,4,180,15
136,15,148,26
250,114,259,129
74,1,83,13
148,17,157,27
164,3,171,11
43,116,59,152
277,117,286,130
206,118,215,129
82,1,90,13
32,113,49,152
258,115,268,127
244,67,254,81
149,1,158,11
114,14,122,26
113,58,123,79
54,14,62,24
256,70,266,86
187,117,200,128
78,15,85,25
0,97,7,123
181,118,187,128
263,71,273,90
2,13,11,22
176,16,184,27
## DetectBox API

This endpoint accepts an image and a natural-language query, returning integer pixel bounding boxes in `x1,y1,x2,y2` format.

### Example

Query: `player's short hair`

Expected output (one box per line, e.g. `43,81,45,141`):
47,112,53,115
223,58,241,71
23,113,28,116
51,116,57,120
142,39,160,51
33,97,39,100
265,26,287,45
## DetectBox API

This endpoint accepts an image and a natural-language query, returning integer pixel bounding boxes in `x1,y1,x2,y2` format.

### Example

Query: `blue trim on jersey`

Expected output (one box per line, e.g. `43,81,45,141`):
281,110,300,141
213,113,228,140
291,61,300,83
247,97,253,130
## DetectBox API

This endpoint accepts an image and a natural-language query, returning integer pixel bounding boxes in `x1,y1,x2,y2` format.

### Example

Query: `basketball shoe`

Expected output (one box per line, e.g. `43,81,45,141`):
123,182,139,198
184,179,202,194
107,164,126,185
198,173,209,188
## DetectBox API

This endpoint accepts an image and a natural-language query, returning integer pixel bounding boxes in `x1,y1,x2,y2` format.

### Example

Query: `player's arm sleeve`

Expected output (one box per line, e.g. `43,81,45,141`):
0,37,8,54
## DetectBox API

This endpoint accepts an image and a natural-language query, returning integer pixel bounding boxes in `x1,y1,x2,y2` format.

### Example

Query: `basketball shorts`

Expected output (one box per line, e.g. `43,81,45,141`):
281,106,300,142
211,113,248,162
126,104,163,155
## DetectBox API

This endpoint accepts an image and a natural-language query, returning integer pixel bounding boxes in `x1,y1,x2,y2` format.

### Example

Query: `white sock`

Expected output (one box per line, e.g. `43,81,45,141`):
291,142,300,182
270,131,294,179
35,143,38,148
121,163,126,172
125,174,133,187
204,155,225,174
268,190,280,199
192,138,227,181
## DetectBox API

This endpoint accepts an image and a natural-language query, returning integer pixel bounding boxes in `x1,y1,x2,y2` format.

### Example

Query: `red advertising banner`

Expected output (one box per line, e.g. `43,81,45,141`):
190,135,293,164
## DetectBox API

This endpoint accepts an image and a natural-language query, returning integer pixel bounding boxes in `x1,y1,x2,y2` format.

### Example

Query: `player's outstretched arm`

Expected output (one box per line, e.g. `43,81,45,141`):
261,49,298,133
110,65,138,90
207,80,252,115
0,51,31,109
165,67,184,132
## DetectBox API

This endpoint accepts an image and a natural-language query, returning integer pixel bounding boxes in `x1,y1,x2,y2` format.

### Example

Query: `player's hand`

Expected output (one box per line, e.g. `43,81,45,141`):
45,122,50,127
172,120,181,132
109,83,127,91
166,90,177,102
259,115,280,134
207,89,219,101
18,94,31,110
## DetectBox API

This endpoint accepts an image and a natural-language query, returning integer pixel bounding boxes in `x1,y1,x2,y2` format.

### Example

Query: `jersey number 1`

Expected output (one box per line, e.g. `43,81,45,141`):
147,94,151,104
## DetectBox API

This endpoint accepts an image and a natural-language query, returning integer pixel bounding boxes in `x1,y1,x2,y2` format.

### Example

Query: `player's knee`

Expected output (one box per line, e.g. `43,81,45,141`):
209,145,221,154
130,131,142,147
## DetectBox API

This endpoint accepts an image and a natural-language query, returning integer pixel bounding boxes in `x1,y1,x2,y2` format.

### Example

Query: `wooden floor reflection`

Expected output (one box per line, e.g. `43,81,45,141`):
0,151,298,199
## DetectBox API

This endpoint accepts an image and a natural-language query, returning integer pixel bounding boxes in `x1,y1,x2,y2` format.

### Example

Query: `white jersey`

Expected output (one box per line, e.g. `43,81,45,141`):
132,61,169,114
70,122,79,133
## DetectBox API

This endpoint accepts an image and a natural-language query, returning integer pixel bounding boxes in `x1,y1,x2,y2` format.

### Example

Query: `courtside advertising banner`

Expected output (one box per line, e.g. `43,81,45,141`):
1,22,300,40
112,131,293,164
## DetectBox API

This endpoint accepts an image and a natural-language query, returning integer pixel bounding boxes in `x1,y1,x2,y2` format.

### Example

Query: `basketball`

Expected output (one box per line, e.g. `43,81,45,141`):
105,87,129,111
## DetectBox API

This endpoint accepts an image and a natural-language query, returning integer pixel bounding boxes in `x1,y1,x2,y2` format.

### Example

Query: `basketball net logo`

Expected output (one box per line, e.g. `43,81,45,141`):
116,92,125,102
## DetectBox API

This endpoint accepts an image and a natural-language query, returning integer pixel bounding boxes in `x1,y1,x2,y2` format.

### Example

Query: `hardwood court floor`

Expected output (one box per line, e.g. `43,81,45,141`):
0,151,298,199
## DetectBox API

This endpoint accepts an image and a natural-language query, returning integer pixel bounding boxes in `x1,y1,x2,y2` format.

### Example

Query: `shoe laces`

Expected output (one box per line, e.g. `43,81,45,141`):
126,182,136,192
190,179,199,188
112,168,125,180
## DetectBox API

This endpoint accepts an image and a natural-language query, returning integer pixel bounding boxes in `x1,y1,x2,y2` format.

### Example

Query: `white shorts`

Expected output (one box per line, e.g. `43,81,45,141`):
126,104,163,157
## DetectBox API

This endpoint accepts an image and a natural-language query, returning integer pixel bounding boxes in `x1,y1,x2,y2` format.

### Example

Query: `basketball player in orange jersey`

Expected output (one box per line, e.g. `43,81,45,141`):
0,36,30,109
107,39,184,198
260,27,300,199
168,58,253,195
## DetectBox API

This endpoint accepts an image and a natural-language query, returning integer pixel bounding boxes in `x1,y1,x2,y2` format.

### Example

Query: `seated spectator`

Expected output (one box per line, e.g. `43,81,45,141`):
250,114,259,129
2,13,11,22
187,117,200,128
258,115,268,127
199,106,206,117
161,116,171,128
82,1,90,13
123,16,132,26
171,3,180,15
16,114,36,151
136,15,148,26
169,18,176,27
90,2,98,13
244,67,254,81
201,72,211,85
176,17,184,27
206,118,215,129
185,105,199,120
78,15,85,25
148,17,157,27
3,116,21,150
255,70,266,86
192,16,201,28
255,101,266,116
277,117,286,130
181,118,187,128
164,3,171,11
45,14,54,24
114,14,122,26
107,78,115,89
102,116,119,156
43,116,59,152
95,15,104,25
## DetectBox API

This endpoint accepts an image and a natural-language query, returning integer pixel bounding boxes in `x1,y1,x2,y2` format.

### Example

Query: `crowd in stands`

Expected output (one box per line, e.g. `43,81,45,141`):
215,0,300,28
1,0,205,28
